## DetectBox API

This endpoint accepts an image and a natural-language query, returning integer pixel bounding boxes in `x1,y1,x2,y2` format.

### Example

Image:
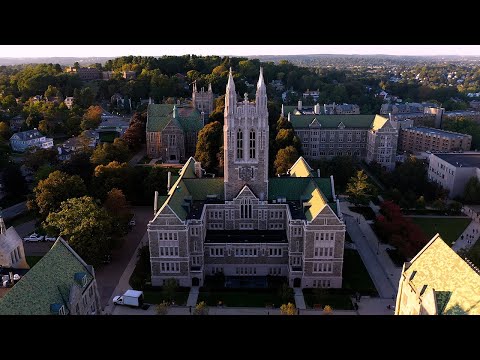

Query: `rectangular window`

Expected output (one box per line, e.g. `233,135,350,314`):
209,247,224,257
169,134,176,146
160,262,180,273
268,248,283,257
192,256,201,265
237,130,243,159
249,130,256,158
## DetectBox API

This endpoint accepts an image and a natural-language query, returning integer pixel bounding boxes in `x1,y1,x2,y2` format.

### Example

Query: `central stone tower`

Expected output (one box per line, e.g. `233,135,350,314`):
224,68,269,200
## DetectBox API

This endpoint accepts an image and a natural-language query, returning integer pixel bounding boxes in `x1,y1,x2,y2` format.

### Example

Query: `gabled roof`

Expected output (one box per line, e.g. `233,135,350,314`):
0,237,94,315
371,114,390,131
0,226,22,254
288,156,315,178
10,129,44,141
146,104,203,133
289,114,376,129
403,233,480,315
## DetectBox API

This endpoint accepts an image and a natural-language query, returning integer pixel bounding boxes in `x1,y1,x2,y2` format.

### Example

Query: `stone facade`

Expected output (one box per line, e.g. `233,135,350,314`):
0,217,29,270
192,82,214,115
365,117,399,171
147,69,345,290
146,104,203,162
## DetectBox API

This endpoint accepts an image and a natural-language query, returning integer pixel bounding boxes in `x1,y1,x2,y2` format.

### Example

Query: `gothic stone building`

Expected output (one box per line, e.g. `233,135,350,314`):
283,104,399,171
147,69,346,289
146,104,203,162
192,81,214,115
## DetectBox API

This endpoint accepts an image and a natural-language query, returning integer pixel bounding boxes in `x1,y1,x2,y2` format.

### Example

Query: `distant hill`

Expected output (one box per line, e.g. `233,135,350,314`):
0,57,114,66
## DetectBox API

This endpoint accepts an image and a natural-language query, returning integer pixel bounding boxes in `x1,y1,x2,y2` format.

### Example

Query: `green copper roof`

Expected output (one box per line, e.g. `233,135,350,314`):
268,177,333,202
146,104,203,133
183,178,224,200
0,238,93,315
290,114,375,129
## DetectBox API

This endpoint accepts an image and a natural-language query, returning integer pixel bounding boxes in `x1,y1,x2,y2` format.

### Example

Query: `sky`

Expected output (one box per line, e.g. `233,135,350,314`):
1,45,480,58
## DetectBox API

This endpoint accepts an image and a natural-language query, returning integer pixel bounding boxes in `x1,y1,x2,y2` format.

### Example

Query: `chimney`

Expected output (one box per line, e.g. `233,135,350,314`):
317,169,321,178
194,161,202,178
336,198,342,220
330,175,336,201
154,191,159,215
314,103,320,115
287,112,291,122
281,104,284,117
388,112,392,121
298,100,302,110
167,171,172,191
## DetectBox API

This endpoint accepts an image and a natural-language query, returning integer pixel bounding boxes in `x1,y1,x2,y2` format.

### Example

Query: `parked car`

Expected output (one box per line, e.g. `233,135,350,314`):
23,233,44,242
45,235,57,242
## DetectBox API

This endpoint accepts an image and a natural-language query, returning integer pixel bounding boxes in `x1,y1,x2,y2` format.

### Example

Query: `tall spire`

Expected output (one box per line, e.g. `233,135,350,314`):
208,83,212,92
225,67,237,115
257,67,266,90
256,67,267,113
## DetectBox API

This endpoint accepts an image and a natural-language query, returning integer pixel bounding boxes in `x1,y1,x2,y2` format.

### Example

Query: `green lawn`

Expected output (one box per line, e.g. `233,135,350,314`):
349,206,377,220
26,256,43,268
143,289,190,305
197,290,293,307
412,217,471,245
302,290,353,310
99,131,119,143
465,238,480,268
342,249,378,296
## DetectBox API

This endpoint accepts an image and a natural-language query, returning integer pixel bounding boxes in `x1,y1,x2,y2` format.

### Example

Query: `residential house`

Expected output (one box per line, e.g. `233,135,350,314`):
64,97,74,109
9,129,53,152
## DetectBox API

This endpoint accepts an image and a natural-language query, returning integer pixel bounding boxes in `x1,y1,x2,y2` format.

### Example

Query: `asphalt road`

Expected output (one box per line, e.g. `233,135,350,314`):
95,206,153,308
2,201,27,220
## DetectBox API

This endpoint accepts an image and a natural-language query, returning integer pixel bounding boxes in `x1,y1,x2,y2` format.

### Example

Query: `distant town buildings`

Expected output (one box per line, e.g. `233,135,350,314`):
428,153,480,198
302,89,320,102
9,129,53,152
0,237,102,315
65,67,101,81
283,102,398,171
399,127,472,154
395,234,480,315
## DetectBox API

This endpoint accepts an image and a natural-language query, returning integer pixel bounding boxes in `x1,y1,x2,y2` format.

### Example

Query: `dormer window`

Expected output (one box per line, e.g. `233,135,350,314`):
58,305,66,315
82,275,87,287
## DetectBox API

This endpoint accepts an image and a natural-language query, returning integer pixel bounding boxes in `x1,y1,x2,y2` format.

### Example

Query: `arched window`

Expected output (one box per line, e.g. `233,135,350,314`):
237,129,243,160
249,130,256,159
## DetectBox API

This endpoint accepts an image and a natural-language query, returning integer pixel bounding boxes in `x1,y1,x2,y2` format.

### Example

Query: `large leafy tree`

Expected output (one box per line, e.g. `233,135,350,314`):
92,161,132,201
346,170,373,206
31,170,87,217
80,105,103,130
194,121,222,173
24,148,58,171
103,188,131,236
463,176,480,204
45,196,113,266
91,138,130,165
274,146,298,175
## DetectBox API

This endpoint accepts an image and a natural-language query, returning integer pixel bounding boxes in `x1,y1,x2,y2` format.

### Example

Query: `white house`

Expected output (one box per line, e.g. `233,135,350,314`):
9,129,53,152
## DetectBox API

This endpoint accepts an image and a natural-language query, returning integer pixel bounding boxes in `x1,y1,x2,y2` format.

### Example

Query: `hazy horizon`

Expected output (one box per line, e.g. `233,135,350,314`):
1,45,480,58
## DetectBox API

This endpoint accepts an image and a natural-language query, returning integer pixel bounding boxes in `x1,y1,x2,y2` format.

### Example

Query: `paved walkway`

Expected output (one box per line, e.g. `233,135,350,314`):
293,288,306,310
452,220,480,253
187,286,199,306
112,305,358,315
103,231,149,315
128,146,146,166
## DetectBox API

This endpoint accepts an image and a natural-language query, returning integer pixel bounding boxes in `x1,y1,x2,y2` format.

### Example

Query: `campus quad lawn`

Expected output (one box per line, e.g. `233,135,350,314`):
143,288,190,305
302,290,354,310
197,289,293,307
342,249,377,296
99,131,119,143
412,217,470,245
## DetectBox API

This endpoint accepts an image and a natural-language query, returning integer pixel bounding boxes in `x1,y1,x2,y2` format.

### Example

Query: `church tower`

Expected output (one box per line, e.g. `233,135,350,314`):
192,81,214,115
224,68,269,200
